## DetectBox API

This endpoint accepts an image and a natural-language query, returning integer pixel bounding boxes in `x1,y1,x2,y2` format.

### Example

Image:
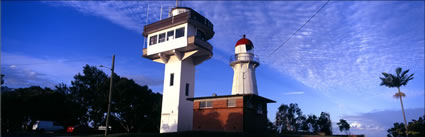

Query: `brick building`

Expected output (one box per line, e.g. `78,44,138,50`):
186,35,275,133
188,94,275,133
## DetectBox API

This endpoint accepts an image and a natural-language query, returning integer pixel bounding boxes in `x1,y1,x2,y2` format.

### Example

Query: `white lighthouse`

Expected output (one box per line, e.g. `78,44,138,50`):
142,7,214,133
230,35,259,95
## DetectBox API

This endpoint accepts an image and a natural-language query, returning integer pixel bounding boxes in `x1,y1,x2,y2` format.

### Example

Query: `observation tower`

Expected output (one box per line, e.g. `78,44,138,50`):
142,7,214,133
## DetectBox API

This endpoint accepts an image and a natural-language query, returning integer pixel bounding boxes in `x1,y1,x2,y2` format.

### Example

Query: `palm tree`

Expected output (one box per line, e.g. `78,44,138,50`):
380,67,414,135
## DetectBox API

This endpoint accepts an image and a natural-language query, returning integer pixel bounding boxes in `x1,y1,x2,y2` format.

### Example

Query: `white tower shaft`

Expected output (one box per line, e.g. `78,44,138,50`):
160,55,195,132
231,53,259,95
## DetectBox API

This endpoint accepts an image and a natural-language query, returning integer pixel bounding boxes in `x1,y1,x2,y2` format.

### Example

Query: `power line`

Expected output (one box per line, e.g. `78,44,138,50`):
267,0,330,58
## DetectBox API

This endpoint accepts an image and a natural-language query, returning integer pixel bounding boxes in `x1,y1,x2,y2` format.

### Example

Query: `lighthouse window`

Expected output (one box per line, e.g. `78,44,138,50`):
175,27,185,39
158,33,166,43
167,30,174,41
170,73,174,86
149,35,157,45
200,101,212,108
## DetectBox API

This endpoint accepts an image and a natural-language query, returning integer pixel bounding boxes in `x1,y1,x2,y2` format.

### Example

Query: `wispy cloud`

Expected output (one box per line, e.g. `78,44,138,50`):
1,52,162,88
48,0,424,97
48,1,176,34
1,52,102,88
283,91,305,95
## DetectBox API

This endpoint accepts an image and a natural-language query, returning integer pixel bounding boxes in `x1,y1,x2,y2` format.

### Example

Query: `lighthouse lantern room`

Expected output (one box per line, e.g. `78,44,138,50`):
142,7,214,133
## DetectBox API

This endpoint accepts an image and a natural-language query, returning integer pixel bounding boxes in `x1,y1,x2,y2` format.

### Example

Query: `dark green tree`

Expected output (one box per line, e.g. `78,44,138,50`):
1,86,77,132
275,103,304,133
388,115,425,137
69,64,162,132
1,74,4,85
275,104,289,133
406,115,425,136
388,123,407,137
1,64,162,133
380,67,414,135
337,119,350,135
307,114,319,133
298,115,309,132
70,65,109,128
318,112,332,135
111,77,162,132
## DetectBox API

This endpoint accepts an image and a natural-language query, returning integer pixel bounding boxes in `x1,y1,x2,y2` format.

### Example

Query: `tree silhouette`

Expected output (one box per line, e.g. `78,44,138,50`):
275,103,303,133
1,74,4,85
387,115,425,137
380,67,414,135
70,65,109,128
337,119,350,135
307,114,319,133
69,64,162,132
1,64,162,133
318,112,332,135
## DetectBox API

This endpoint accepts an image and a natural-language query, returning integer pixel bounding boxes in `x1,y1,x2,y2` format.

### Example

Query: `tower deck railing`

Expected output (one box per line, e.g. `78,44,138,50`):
229,53,260,64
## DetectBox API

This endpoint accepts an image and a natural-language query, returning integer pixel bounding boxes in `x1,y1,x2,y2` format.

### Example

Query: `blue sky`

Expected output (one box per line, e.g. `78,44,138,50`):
1,1,424,136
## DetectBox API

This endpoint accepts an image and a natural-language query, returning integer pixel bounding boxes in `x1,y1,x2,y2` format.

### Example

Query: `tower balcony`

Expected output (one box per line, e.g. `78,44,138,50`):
229,53,260,67
143,7,214,40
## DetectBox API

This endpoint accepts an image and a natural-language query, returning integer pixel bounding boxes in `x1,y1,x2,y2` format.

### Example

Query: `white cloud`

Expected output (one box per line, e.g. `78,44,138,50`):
283,91,305,95
350,121,363,129
9,65,16,69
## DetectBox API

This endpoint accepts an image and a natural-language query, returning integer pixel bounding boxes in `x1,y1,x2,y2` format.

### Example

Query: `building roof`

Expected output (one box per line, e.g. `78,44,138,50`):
187,94,275,103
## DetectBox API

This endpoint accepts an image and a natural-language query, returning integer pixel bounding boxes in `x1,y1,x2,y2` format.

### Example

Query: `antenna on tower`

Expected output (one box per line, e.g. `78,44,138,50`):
160,5,163,20
176,0,178,7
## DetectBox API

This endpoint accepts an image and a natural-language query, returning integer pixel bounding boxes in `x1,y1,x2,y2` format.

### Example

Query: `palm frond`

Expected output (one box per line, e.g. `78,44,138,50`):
380,67,414,88
380,73,396,87
400,69,410,78
393,92,406,99
396,67,402,77
400,73,415,86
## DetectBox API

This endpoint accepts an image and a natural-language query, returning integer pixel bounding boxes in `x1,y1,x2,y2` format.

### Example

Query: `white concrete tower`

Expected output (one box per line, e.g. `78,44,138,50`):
230,35,259,95
142,7,214,133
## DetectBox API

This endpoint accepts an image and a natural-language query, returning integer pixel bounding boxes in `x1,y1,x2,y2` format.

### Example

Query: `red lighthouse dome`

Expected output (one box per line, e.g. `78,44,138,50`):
235,35,254,50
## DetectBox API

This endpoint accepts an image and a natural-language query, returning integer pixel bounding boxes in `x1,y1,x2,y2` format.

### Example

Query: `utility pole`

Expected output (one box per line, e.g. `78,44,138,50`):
104,55,115,136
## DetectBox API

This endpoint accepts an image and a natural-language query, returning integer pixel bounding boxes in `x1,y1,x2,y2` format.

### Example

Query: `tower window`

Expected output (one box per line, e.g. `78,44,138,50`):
200,101,212,108
175,27,185,38
167,30,174,41
170,73,174,86
185,83,189,96
227,99,236,107
149,35,157,45
158,33,166,43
